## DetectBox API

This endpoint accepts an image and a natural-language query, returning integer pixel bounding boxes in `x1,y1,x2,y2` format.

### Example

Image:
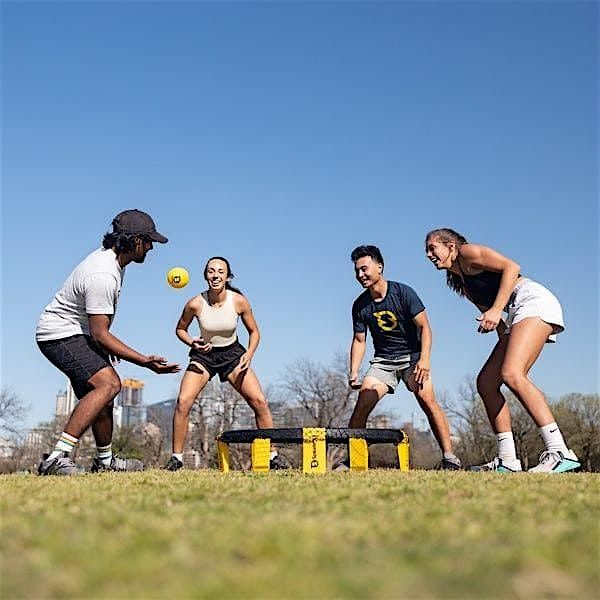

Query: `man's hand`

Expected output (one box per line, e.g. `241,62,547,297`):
191,338,213,353
348,372,362,390
476,307,503,333
413,357,431,387
144,355,181,374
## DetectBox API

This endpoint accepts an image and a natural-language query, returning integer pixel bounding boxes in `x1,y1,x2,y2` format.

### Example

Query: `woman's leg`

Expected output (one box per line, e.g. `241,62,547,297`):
473,335,521,470
500,317,555,426
476,335,512,433
172,364,210,454
227,367,273,428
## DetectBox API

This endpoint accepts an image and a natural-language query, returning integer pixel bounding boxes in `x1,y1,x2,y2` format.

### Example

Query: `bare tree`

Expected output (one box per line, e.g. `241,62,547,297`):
0,387,29,439
553,393,600,472
278,353,356,427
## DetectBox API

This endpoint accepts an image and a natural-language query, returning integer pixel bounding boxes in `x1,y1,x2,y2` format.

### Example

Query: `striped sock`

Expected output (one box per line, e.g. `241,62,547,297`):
48,432,79,461
97,444,113,466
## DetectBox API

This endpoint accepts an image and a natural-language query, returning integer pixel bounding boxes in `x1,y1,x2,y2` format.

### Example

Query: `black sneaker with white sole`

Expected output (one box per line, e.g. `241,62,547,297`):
91,456,145,472
37,452,83,476
269,454,291,470
440,457,462,470
164,455,184,471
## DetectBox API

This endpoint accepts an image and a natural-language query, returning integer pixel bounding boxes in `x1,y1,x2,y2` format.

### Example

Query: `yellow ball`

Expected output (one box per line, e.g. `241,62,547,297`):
167,267,189,289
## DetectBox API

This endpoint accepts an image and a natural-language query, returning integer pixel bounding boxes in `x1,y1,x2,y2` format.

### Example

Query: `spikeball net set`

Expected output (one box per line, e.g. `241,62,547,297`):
216,428,409,473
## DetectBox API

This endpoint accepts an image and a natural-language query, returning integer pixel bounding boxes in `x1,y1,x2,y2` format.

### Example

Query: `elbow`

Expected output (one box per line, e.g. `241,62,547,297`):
90,329,106,347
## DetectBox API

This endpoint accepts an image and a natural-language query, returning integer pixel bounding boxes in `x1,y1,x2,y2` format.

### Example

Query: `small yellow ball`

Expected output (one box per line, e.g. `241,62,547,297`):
167,267,189,289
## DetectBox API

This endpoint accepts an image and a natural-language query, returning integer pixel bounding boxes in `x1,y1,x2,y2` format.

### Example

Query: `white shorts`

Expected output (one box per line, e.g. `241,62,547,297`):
505,278,564,343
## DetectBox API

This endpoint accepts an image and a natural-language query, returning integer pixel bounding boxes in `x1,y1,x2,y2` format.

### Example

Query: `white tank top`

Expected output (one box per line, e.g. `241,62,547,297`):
196,290,239,347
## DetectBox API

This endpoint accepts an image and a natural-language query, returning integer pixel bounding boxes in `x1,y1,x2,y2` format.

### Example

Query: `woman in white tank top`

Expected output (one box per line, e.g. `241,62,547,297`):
166,257,288,471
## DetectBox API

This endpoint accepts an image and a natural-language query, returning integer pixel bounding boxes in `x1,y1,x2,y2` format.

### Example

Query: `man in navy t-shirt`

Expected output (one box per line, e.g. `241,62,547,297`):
344,245,460,470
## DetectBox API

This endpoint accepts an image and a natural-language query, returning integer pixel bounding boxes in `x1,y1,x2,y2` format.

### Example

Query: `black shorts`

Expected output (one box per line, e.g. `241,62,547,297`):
187,340,246,382
37,335,112,400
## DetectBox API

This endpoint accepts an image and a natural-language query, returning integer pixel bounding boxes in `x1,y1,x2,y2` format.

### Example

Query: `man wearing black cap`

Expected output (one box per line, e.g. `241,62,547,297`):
36,210,181,475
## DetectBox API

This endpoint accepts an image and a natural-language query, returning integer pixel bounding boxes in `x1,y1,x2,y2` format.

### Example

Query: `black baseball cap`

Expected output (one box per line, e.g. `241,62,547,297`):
112,209,168,243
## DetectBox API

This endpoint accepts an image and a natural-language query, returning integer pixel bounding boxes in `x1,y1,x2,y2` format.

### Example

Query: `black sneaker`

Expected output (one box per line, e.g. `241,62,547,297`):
440,457,462,470
37,452,82,476
269,454,291,470
164,455,184,471
332,459,350,472
91,456,145,472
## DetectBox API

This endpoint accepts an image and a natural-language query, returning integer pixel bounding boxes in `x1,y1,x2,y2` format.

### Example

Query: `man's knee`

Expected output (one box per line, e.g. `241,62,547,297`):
91,369,121,399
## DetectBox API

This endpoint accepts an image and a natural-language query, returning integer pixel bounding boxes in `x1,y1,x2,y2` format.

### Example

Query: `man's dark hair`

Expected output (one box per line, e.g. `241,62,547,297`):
102,231,147,254
350,245,384,267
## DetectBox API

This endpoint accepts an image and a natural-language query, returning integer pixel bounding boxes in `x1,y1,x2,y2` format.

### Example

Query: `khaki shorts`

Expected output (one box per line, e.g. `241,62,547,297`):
365,353,420,394
505,279,564,343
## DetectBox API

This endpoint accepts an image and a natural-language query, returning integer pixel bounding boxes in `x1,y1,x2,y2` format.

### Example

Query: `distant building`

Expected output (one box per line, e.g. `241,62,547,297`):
0,438,14,458
25,426,51,449
55,379,76,417
115,378,145,428
146,398,176,448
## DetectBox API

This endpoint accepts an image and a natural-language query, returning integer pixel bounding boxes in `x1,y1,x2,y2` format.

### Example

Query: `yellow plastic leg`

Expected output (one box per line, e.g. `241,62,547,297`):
251,438,271,472
397,438,410,472
349,437,369,471
302,427,326,474
217,441,230,473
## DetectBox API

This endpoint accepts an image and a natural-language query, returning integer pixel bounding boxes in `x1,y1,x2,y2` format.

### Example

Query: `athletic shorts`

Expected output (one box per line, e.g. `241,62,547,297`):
187,340,246,382
364,353,420,394
505,278,564,343
37,334,111,400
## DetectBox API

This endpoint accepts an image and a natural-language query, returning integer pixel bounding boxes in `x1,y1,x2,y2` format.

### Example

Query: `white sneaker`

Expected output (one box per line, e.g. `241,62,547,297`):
528,450,581,473
469,457,522,473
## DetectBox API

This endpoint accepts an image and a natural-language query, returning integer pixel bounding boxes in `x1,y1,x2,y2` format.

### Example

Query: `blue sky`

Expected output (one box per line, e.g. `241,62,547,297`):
2,1,598,430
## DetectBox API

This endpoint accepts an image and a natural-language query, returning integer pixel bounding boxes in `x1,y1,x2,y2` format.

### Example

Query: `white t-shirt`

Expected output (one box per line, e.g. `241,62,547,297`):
36,248,125,341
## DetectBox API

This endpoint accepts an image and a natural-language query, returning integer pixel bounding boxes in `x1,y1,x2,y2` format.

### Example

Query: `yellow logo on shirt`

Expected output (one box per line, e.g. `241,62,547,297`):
373,310,398,331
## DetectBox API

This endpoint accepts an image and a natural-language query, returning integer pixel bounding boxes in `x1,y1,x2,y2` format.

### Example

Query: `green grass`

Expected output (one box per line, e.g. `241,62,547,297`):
1,470,598,599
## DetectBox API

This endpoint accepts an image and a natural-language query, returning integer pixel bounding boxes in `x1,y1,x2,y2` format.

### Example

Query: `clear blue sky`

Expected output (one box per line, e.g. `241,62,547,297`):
2,1,598,430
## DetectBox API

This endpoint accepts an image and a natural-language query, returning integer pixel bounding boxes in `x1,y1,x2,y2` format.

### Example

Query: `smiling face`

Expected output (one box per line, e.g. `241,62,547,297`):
204,258,229,292
425,235,455,270
354,256,383,288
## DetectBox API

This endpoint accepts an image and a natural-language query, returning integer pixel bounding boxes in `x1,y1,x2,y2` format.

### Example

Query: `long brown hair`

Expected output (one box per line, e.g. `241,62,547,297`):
426,228,468,296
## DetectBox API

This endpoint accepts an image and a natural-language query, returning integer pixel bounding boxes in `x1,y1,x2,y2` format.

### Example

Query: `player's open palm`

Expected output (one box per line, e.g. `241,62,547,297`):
145,355,181,374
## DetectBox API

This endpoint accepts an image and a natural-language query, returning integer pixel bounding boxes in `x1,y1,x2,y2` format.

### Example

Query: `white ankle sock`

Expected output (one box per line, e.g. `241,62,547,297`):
173,453,183,462
97,444,113,466
269,451,278,460
48,432,79,461
539,422,569,453
496,432,518,462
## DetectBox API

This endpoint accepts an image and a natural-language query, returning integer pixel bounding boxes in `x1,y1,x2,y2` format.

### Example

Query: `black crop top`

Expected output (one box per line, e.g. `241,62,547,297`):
457,257,521,309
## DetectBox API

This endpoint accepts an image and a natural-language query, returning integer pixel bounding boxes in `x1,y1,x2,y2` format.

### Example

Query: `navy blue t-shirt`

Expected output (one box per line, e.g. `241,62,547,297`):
352,281,425,358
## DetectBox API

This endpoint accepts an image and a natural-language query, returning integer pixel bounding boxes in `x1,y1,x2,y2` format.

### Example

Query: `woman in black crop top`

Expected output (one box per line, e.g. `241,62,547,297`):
424,228,580,474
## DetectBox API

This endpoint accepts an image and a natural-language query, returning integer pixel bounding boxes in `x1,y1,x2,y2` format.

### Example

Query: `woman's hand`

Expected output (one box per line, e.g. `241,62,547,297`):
476,308,503,333
191,338,213,353
238,352,252,371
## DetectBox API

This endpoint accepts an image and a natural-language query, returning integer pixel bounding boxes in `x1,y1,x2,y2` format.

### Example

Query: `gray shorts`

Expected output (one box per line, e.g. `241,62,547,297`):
365,353,420,394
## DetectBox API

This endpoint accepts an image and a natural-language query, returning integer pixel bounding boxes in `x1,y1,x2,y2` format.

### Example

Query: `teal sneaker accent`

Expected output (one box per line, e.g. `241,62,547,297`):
469,457,522,472
553,456,581,473
529,450,581,473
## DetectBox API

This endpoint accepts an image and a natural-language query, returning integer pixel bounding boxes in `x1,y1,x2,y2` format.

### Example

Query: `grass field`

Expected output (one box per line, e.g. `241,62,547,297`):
1,470,598,599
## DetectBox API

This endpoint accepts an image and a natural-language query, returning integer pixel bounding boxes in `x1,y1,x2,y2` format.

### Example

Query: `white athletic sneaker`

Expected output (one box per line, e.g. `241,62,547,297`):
469,457,523,473
528,450,581,473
